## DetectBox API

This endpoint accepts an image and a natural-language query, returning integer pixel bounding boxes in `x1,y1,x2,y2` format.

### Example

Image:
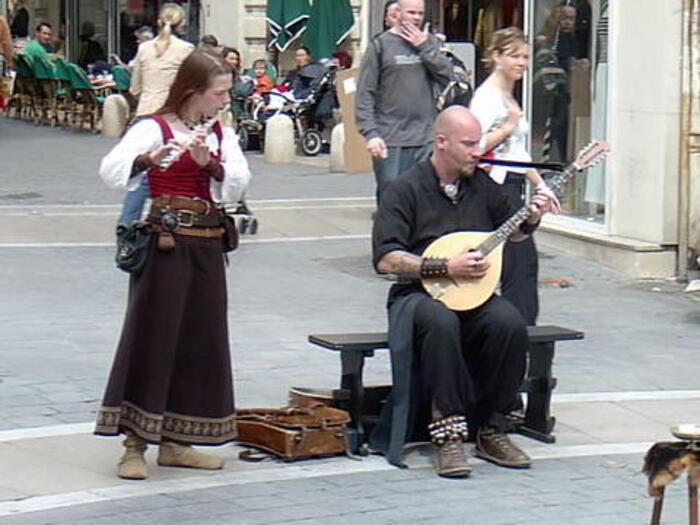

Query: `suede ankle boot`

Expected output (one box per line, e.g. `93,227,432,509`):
157,441,224,470
118,433,148,480
435,439,472,478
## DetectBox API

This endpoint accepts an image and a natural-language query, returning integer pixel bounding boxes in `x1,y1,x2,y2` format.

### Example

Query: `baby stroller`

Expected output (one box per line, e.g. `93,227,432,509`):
244,63,338,156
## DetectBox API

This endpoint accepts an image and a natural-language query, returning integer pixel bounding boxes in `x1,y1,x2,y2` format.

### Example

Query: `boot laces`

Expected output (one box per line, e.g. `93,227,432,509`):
485,429,520,454
441,439,465,461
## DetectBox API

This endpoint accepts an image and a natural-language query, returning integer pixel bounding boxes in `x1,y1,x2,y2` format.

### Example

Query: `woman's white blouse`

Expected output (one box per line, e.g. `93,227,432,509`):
470,82,532,184
99,118,251,205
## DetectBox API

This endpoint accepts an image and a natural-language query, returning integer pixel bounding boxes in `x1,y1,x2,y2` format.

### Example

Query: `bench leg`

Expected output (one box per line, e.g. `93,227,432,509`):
339,351,367,455
518,341,557,443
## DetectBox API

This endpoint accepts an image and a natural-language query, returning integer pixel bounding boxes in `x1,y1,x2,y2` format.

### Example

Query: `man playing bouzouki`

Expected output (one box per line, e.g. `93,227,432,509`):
371,105,556,478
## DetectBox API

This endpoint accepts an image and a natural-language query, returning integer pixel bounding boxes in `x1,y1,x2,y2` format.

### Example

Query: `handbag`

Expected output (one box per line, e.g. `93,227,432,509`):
115,222,154,275
235,405,352,461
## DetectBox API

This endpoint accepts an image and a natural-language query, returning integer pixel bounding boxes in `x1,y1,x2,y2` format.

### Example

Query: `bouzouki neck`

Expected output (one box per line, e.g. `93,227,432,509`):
474,164,578,256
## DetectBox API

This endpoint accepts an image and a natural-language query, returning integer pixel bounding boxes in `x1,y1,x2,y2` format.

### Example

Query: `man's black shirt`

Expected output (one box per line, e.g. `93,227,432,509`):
372,159,517,303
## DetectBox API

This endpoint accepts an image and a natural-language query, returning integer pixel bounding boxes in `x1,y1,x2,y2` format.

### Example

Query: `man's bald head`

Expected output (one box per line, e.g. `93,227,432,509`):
397,0,425,28
432,106,483,179
434,106,481,138
398,0,424,8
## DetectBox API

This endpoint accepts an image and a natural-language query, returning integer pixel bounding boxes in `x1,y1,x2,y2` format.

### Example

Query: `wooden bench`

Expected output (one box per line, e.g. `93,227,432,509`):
308,325,583,453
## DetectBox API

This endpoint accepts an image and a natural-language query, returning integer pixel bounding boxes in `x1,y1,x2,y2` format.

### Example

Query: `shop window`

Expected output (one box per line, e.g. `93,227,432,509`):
530,0,607,222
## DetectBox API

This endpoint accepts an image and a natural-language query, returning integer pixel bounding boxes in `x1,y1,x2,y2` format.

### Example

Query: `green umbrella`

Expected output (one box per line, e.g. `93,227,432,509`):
304,0,355,59
266,0,311,52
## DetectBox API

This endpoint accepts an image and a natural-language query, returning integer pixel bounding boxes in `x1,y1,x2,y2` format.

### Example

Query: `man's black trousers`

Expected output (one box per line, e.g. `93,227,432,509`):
412,293,528,430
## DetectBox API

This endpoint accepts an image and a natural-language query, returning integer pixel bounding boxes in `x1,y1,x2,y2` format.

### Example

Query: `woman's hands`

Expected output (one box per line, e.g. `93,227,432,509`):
146,140,181,167
188,129,211,167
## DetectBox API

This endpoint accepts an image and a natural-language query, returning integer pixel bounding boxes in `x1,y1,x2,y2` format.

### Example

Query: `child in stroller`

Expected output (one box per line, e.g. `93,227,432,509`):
240,61,338,156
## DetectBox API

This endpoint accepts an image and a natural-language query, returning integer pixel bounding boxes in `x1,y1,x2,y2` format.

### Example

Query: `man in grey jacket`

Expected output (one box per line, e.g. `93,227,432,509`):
356,0,451,205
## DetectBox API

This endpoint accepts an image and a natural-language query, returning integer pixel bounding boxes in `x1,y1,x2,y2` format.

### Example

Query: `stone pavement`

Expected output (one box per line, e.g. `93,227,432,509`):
1,116,700,524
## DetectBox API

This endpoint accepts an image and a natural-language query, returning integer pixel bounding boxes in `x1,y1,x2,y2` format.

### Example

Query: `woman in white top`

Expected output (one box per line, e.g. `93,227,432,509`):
470,27,560,326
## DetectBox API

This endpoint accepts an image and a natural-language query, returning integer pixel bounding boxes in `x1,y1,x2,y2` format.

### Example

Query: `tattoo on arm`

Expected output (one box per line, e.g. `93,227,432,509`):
378,251,423,278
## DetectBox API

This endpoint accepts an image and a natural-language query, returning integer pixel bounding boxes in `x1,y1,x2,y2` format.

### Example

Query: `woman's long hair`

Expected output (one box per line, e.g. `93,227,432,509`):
154,3,186,57
156,51,231,116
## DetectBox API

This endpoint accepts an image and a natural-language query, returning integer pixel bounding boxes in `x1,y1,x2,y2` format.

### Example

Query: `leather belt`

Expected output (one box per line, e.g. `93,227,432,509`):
152,195,217,214
152,225,224,239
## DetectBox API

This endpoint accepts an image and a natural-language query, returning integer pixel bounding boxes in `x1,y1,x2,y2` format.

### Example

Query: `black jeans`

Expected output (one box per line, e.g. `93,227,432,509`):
412,293,527,430
501,173,539,326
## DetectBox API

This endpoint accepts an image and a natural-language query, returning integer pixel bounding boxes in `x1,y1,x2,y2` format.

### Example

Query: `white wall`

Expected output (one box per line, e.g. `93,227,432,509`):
608,1,682,244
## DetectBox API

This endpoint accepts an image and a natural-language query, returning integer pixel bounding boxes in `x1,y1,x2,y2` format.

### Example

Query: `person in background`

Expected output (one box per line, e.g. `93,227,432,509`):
331,50,353,70
469,27,561,326
222,46,254,118
21,22,54,62
198,34,220,56
383,0,400,31
112,26,154,69
356,0,451,205
96,51,251,480
0,16,13,70
130,3,193,118
10,0,29,39
251,58,273,96
119,3,194,227
78,21,106,69
283,46,311,88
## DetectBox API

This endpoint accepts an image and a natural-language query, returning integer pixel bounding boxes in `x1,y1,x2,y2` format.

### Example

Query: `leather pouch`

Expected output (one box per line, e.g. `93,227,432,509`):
115,222,153,275
221,213,239,253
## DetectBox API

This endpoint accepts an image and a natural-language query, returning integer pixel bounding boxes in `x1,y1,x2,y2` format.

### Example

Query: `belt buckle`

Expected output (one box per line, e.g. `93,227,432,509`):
178,209,196,228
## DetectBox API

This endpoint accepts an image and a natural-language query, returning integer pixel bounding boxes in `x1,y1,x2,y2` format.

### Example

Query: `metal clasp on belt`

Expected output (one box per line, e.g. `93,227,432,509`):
161,209,197,232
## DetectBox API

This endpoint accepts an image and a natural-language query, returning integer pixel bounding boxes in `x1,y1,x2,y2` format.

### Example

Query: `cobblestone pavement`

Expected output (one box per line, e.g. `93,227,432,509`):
1,116,699,524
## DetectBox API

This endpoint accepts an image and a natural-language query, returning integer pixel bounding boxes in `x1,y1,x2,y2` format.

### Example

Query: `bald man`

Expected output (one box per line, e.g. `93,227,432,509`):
371,106,554,478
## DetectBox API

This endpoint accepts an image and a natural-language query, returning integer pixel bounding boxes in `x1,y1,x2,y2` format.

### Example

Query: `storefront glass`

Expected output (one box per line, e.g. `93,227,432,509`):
530,0,608,222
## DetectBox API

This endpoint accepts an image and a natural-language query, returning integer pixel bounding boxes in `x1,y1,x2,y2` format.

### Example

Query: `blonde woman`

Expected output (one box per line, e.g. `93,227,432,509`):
130,3,194,117
470,27,560,326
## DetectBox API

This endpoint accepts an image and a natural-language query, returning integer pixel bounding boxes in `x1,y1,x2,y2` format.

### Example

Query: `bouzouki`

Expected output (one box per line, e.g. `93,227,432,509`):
421,140,610,311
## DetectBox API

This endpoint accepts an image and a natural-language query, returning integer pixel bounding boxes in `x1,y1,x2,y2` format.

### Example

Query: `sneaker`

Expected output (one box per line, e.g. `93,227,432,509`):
474,426,531,469
435,440,472,478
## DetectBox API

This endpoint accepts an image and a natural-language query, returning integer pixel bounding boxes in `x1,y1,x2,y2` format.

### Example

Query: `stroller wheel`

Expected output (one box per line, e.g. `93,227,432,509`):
237,126,249,151
248,217,259,235
237,216,249,234
301,129,323,156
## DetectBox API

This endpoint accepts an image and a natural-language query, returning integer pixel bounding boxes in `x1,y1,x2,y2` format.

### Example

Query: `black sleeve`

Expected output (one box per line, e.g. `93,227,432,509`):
371,182,416,271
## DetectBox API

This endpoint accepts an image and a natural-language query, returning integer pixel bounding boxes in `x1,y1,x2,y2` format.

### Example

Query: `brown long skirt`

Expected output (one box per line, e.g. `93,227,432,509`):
95,234,236,445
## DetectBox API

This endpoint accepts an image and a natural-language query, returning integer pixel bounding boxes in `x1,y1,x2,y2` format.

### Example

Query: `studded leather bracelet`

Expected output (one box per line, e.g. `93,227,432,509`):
420,257,449,278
